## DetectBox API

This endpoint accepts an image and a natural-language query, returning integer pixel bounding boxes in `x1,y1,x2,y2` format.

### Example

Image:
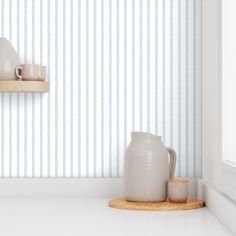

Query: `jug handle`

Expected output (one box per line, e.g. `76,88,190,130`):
167,147,176,179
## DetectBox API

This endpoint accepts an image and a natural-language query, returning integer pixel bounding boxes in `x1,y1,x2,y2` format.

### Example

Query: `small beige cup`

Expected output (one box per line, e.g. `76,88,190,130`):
15,64,46,81
168,179,188,203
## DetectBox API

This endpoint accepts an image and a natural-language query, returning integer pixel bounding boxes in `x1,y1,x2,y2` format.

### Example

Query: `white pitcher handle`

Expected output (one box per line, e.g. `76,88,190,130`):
15,65,23,80
167,147,176,179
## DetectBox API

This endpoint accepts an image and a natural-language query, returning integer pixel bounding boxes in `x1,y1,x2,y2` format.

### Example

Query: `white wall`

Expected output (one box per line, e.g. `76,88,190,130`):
202,0,220,188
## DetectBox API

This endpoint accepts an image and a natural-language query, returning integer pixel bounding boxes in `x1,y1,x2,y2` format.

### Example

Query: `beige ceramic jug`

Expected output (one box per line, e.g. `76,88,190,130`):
0,38,20,80
124,132,176,202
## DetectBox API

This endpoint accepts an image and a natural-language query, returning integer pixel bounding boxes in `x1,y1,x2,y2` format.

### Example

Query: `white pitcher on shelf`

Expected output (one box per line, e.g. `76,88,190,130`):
124,132,176,202
0,38,20,80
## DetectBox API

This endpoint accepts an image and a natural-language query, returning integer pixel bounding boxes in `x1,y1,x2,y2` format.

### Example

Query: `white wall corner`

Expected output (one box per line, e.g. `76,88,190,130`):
198,179,236,235
202,0,221,189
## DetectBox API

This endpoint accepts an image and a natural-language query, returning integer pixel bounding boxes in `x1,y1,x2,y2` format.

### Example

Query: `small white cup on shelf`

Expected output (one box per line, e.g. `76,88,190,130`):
168,179,188,203
15,64,46,81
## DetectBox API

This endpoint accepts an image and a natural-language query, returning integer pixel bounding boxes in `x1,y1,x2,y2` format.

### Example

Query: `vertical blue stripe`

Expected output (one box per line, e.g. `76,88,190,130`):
47,0,51,177
24,89,27,177
147,0,150,132
162,0,166,143
37,83,42,175
124,0,127,148
170,0,173,146
63,0,66,177
116,0,120,177
199,0,202,177
17,0,20,177
186,0,189,176
9,0,12,41
1,0,4,35
24,0,28,56
9,93,12,177
1,95,3,177
55,0,58,177
101,0,104,177
40,0,43,177
139,0,142,131
132,0,135,132
86,0,89,176
93,0,97,176
155,0,158,135
16,0,19,177
24,0,28,177
78,0,81,177
32,0,35,177
9,0,12,177
193,0,196,177
70,0,74,176
178,0,182,176
17,0,20,52
109,0,112,177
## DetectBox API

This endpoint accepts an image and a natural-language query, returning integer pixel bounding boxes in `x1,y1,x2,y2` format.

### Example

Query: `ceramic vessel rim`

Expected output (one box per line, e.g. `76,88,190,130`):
131,132,161,139
168,178,188,183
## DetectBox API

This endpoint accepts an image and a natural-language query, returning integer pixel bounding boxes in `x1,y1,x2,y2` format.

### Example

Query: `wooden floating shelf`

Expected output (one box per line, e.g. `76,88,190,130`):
0,80,49,93
109,198,205,211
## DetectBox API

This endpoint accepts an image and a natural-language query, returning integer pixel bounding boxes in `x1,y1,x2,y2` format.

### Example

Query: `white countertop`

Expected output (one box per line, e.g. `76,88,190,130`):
0,198,232,236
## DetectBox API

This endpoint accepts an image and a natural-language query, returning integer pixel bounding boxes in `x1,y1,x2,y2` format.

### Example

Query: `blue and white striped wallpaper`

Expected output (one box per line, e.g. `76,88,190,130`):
0,0,202,177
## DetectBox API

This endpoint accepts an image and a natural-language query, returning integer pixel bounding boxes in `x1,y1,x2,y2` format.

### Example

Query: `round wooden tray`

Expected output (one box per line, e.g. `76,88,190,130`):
109,198,205,211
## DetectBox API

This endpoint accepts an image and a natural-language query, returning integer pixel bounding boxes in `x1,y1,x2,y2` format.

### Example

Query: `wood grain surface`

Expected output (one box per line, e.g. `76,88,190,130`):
109,198,205,211
0,80,49,92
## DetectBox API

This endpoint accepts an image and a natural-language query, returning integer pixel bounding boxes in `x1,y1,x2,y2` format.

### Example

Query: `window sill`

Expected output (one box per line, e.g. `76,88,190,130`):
219,162,236,202
198,179,236,235
0,178,234,235
0,198,231,236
